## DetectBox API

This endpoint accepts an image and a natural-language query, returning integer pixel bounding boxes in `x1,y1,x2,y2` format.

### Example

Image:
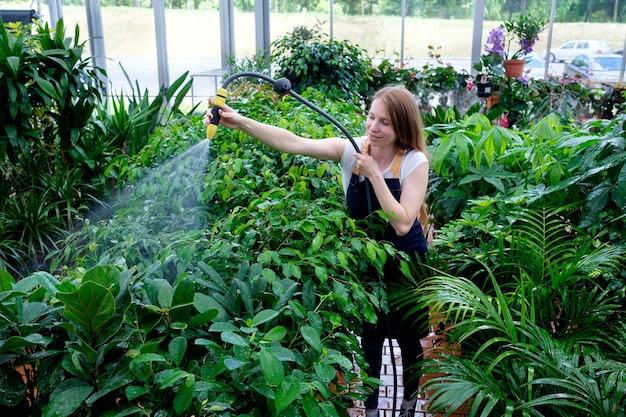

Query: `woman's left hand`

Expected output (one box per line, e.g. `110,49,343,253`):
353,152,382,179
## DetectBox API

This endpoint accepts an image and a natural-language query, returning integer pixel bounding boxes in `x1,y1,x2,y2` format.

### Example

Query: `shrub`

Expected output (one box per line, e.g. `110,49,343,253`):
0,18,195,278
271,22,372,105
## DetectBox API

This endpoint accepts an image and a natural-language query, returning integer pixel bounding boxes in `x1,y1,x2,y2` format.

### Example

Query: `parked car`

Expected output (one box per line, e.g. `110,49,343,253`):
563,53,624,84
524,54,556,79
544,40,611,63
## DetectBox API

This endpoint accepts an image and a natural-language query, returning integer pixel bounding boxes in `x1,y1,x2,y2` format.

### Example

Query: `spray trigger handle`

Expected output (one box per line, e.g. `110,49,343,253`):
206,88,228,139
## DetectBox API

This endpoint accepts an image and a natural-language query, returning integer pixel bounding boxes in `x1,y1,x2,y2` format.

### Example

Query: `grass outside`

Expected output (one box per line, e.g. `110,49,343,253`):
10,5,626,60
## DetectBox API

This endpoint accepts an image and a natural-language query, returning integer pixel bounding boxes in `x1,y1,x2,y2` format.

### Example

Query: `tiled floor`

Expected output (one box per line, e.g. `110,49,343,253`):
347,335,468,417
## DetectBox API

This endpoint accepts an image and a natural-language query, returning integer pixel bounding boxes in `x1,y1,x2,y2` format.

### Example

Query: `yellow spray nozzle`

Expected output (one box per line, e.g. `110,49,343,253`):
205,88,229,139
214,88,227,106
206,123,218,139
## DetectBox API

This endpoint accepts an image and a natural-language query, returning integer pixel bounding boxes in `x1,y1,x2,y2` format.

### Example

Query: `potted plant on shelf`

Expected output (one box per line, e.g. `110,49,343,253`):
467,72,494,98
484,13,548,78
468,54,501,101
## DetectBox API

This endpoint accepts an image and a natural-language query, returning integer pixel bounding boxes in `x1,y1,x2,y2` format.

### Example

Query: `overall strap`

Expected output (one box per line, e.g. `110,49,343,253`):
353,139,405,178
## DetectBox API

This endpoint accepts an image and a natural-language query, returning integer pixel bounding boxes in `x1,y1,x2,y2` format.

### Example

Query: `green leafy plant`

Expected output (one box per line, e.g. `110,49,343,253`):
103,66,195,160
484,14,548,61
366,56,420,100
271,22,372,104
0,18,200,278
395,204,626,416
2,84,402,417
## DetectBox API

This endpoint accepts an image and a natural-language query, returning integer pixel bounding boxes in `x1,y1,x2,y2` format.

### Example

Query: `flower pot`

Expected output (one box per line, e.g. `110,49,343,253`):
504,59,525,78
476,82,493,98
486,94,500,109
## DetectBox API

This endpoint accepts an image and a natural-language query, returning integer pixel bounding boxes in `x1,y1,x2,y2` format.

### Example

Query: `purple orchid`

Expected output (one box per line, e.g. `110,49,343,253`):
484,27,505,56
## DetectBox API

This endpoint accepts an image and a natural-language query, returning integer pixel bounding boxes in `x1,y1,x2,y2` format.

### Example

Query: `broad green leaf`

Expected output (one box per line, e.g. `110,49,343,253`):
82,266,121,296
144,279,173,309
223,357,246,370
188,308,219,326
319,401,340,417
125,385,151,401
314,362,336,383
275,376,300,413
129,353,167,379
173,376,195,414
6,56,20,77
221,331,248,347
56,281,115,336
32,271,61,296
156,369,189,389
34,76,60,101
0,367,25,406
453,131,471,171
168,336,187,367
42,385,93,417
301,325,322,352
209,322,239,332
0,269,15,291
234,279,252,317
365,241,378,264
616,162,626,207
282,262,302,279
272,345,297,362
432,133,455,175
86,362,135,405
0,333,49,353
483,176,505,193
260,347,284,385
302,392,321,417
194,293,226,317
314,265,328,283
170,278,195,323
273,280,298,310
310,232,324,253
307,311,323,332
251,309,279,327
262,326,287,341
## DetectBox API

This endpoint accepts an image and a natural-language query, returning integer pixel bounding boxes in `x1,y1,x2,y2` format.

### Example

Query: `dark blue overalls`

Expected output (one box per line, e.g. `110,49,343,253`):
346,140,429,407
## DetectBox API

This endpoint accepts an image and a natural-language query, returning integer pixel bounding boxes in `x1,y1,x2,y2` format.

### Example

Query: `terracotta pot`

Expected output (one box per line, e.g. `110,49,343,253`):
504,59,525,78
486,94,500,109
422,307,471,416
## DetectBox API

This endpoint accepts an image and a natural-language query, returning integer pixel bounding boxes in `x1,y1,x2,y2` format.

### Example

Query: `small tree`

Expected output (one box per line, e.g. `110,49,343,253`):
271,22,372,105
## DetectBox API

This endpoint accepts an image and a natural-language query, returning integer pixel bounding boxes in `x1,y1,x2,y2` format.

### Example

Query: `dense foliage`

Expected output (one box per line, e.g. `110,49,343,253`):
0,84,397,416
0,19,194,277
399,111,626,416
2,12,626,417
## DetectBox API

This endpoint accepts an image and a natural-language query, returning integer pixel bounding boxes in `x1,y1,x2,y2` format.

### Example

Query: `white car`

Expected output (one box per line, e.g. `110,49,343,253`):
544,40,611,63
563,53,625,84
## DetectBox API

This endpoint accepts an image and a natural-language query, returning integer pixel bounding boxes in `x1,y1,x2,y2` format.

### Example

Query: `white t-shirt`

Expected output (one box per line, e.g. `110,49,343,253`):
339,136,429,195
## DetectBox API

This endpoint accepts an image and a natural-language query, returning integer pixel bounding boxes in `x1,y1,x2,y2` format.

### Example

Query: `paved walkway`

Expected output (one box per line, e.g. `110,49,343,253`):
347,334,468,417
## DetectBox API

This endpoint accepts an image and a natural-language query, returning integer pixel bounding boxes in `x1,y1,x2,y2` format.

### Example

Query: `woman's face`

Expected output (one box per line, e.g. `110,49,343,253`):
365,99,398,149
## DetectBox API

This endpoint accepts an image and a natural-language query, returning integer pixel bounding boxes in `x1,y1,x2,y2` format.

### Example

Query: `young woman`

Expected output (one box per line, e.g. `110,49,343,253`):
207,85,430,417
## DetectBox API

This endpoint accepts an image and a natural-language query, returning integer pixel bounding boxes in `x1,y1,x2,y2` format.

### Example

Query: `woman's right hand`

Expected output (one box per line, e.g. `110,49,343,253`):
206,98,242,130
